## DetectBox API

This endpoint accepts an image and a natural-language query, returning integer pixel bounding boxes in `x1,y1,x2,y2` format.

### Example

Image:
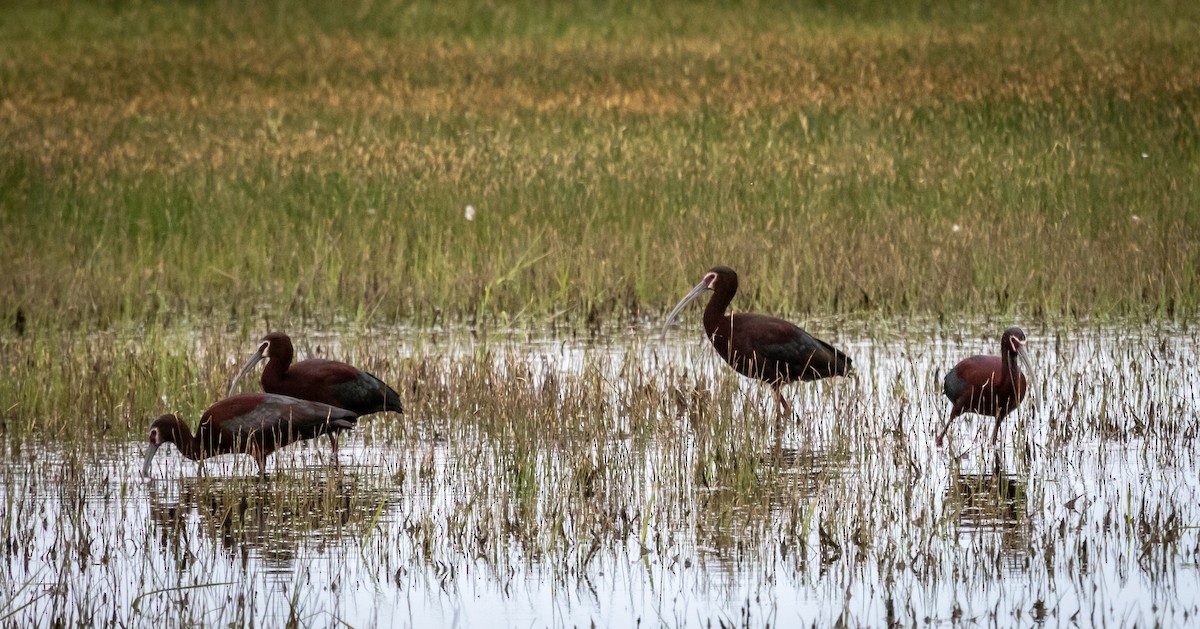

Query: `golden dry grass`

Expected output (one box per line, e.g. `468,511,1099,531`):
1,0,1198,328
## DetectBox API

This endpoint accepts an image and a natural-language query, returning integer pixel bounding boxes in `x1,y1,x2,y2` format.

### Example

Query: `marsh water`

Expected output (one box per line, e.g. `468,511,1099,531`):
3,323,1199,627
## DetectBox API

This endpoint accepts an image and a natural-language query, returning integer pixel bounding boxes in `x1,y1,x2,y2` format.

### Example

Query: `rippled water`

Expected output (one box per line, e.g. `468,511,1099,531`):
3,323,1199,627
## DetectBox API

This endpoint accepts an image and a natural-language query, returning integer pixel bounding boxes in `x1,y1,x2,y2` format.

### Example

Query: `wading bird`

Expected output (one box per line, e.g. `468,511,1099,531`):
226,332,404,454
935,326,1031,447
141,393,358,478
661,266,853,414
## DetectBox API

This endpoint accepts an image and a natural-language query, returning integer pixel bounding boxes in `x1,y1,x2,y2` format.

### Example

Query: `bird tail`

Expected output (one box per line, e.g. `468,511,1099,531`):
385,389,405,414
330,417,358,431
834,350,855,377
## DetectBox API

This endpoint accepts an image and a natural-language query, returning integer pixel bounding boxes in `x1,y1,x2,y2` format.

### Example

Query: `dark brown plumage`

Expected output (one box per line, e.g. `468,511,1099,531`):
935,327,1030,447
662,266,853,414
227,332,403,453
142,393,359,477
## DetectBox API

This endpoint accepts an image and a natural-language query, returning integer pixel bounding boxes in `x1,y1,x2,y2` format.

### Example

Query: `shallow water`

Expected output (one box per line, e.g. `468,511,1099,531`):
3,323,1200,627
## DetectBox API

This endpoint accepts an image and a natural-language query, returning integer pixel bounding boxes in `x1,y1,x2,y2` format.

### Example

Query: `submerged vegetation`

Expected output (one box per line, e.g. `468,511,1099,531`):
2,0,1199,330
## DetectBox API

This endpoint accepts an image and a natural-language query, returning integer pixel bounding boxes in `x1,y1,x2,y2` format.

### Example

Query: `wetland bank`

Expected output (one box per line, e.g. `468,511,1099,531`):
3,0,1200,626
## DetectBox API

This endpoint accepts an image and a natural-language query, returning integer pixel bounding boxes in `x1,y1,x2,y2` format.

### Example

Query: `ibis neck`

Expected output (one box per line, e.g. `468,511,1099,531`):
1002,351,1022,377
265,357,289,380
268,338,295,373
703,289,734,336
170,425,204,461
265,345,293,380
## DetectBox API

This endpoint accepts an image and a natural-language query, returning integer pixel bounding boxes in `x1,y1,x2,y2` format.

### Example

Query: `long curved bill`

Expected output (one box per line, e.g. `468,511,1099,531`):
141,442,161,478
659,278,711,342
1016,343,1035,390
226,344,267,397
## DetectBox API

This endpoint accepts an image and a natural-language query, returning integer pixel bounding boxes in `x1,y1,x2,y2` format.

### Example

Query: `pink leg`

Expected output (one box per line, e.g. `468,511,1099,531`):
251,445,267,478
935,402,965,447
773,383,791,416
989,409,1011,444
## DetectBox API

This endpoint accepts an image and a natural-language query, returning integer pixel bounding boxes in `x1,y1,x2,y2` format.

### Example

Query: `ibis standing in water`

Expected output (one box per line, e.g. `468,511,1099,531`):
935,326,1031,447
226,332,404,454
661,266,853,414
141,393,358,478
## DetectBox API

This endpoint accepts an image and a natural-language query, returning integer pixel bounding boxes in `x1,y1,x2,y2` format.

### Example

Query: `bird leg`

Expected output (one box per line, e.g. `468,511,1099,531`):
773,383,791,416
934,404,964,447
328,434,341,468
770,424,785,466
934,420,953,448
990,414,1006,444
251,445,267,478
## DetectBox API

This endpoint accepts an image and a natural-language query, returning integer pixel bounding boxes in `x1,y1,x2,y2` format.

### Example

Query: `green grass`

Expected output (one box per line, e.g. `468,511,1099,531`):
1,0,1198,331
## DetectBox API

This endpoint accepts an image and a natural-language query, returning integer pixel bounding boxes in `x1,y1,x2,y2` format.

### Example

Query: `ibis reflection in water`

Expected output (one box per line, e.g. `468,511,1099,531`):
147,474,396,569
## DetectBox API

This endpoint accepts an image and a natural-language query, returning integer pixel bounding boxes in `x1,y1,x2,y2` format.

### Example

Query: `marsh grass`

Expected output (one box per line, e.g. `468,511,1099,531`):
2,0,1199,331
3,0,1200,623
2,322,1200,625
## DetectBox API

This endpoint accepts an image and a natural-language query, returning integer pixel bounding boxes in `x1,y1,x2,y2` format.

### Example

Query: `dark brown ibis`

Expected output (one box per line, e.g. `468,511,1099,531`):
661,266,853,414
226,331,403,454
935,326,1031,447
141,393,359,478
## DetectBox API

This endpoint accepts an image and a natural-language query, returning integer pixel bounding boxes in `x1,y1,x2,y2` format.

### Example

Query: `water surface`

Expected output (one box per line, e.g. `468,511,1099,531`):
3,323,1199,626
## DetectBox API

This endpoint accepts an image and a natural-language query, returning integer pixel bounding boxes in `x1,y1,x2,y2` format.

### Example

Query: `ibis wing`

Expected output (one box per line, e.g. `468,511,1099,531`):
734,315,852,380
289,360,404,415
329,370,404,414
217,393,358,440
290,358,363,387
944,355,1004,400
